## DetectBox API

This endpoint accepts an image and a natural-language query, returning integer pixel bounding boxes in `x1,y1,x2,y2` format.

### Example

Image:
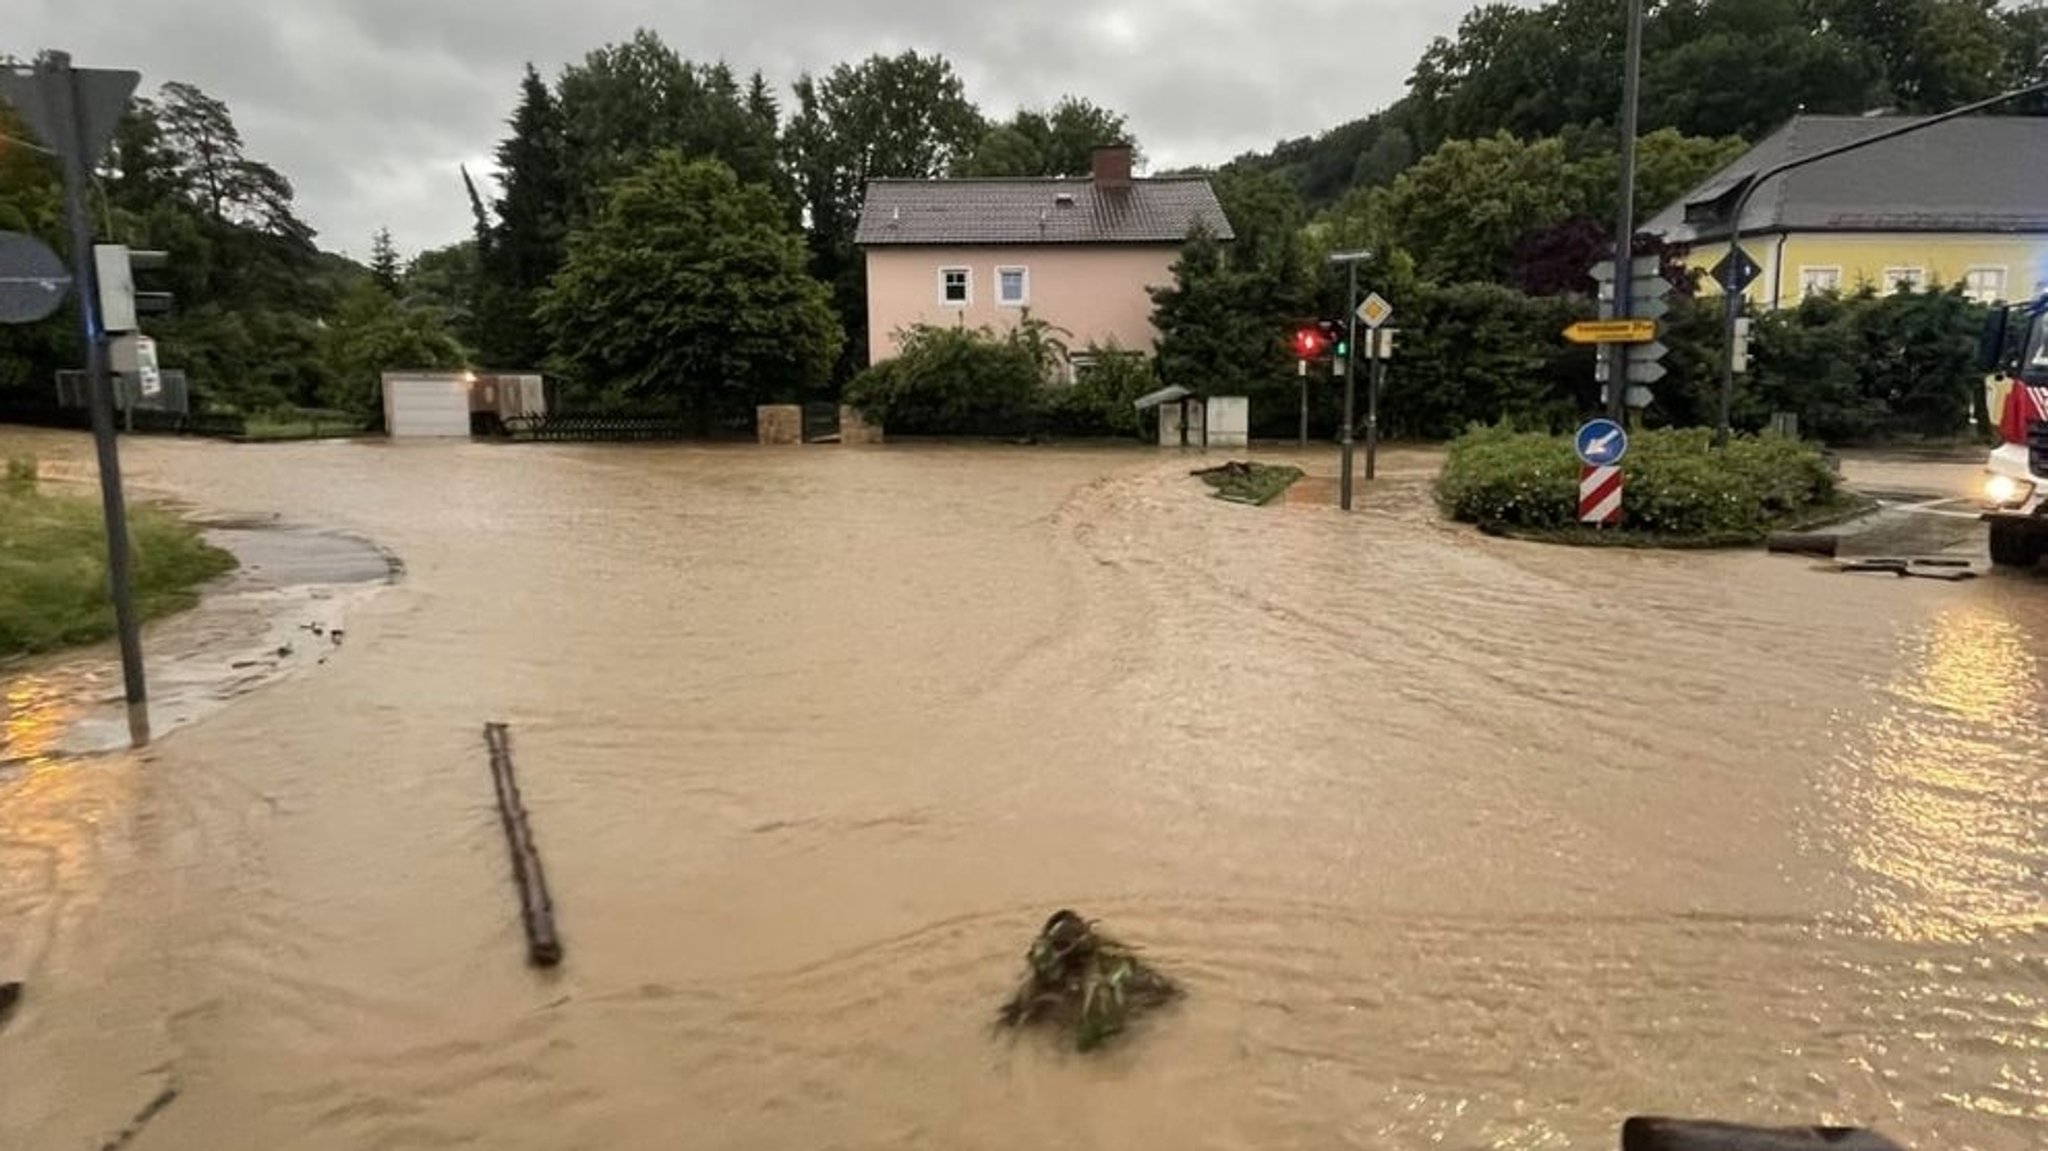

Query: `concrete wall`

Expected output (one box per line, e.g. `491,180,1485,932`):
865,244,1179,364
756,405,802,445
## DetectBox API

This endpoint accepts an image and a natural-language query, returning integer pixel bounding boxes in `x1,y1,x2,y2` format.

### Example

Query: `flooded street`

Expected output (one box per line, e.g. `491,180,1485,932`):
4,430,2047,1149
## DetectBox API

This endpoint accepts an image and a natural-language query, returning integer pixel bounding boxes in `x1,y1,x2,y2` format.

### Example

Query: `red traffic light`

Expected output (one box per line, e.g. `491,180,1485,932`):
1291,326,1327,359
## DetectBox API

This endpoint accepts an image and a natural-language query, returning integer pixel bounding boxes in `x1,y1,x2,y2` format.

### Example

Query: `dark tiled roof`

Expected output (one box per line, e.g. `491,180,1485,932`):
855,176,1235,246
1644,115,2048,242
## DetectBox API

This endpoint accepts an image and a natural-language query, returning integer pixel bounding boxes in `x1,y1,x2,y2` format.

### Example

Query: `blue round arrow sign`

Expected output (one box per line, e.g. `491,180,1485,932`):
0,230,71,325
1574,418,1628,467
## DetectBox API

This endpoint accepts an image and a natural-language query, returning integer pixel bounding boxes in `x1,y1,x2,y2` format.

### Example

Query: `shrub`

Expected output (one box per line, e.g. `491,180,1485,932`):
1750,286,1987,442
1435,425,1583,531
1437,423,1840,540
846,323,1161,439
844,322,1047,436
1039,346,1158,438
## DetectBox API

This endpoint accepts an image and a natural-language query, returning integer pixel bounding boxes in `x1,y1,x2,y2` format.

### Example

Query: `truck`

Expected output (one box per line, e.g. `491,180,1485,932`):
1979,298,2048,567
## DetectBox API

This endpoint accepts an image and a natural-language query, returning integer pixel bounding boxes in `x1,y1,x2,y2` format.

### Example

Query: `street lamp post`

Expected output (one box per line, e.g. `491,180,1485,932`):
1713,80,2048,444
1327,249,1371,510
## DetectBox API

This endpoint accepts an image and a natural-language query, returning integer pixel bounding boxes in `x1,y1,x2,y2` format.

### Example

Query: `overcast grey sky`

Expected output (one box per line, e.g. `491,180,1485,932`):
15,1,1468,260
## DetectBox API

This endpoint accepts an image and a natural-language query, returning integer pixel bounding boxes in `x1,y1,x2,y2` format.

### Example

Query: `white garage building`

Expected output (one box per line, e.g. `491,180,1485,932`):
381,371,473,438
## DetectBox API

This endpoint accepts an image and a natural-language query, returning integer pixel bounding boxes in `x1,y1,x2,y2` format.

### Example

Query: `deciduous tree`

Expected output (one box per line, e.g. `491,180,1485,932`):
784,51,983,375
957,97,1137,177
537,153,842,424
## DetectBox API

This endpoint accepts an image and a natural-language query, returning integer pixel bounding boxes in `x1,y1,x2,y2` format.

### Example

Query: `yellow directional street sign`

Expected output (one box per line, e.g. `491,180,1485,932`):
1563,318,1657,344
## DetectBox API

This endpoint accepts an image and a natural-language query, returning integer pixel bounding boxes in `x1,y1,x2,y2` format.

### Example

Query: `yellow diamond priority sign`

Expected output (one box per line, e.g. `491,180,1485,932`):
1356,292,1393,329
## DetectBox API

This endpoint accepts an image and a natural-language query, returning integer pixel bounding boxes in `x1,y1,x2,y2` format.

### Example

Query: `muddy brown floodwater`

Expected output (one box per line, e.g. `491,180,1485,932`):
3,430,2047,1150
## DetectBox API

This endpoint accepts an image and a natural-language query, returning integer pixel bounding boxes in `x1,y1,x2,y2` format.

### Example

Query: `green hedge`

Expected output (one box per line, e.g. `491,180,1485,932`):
845,321,1159,438
1436,424,1841,540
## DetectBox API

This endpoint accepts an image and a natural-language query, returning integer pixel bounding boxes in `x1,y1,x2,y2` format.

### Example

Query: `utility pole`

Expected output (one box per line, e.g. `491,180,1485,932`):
15,53,150,746
1328,249,1370,510
1608,0,1644,424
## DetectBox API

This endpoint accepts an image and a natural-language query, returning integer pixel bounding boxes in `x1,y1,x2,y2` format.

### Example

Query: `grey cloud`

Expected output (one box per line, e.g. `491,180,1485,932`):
15,0,1470,259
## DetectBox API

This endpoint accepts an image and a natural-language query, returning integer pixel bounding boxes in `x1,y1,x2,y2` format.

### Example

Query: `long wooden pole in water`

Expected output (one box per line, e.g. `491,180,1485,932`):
483,722,563,967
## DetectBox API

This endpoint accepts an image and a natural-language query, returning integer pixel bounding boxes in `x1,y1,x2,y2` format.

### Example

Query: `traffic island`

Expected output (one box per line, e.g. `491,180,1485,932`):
1437,425,1867,547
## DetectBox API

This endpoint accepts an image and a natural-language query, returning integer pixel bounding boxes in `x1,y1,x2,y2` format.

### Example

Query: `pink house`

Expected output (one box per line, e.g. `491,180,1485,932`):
854,146,1234,368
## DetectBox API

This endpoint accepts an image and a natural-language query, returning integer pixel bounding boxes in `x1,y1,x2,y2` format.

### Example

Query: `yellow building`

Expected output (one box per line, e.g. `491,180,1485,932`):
1643,116,2048,310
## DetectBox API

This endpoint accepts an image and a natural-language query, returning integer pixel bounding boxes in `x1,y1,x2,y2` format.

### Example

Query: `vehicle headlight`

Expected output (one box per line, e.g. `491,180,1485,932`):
1985,472,2036,507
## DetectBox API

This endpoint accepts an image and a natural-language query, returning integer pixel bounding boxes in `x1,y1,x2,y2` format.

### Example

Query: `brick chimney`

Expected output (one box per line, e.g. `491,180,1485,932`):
1091,144,1133,190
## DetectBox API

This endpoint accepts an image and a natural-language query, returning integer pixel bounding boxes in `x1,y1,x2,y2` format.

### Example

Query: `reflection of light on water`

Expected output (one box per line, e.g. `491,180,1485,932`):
1,673,81,770
1833,606,2048,943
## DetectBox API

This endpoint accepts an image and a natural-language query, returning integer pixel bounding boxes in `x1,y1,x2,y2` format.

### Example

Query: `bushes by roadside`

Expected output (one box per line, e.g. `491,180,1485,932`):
844,321,1157,438
0,456,237,657
1436,424,1846,541
843,323,1047,436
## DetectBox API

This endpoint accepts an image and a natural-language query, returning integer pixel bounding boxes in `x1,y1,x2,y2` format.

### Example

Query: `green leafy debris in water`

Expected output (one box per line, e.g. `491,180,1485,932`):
1191,461,1304,506
997,910,1180,1052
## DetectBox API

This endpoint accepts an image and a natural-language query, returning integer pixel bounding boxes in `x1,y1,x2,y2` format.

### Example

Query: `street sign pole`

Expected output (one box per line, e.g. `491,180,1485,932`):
45,52,150,746
1366,335,1383,480
1608,0,1644,424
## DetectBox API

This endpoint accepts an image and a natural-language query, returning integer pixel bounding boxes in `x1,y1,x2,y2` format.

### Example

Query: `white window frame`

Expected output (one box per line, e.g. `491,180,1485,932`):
1798,266,1842,298
1963,265,2008,304
938,266,971,307
1880,266,1926,294
995,265,1030,308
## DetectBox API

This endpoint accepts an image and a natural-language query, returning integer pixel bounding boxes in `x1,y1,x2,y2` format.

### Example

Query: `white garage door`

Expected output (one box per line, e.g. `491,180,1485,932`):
384,377,472,438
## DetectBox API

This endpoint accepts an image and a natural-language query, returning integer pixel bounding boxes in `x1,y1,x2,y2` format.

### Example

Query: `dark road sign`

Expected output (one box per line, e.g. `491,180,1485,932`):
0,64,138,163
0,230,71,323
1710,245,1763,294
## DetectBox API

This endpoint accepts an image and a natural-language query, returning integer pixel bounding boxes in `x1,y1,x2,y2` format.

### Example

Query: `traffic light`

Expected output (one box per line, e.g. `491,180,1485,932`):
93,243,172,333
1291,324,1327,360
1320,318,1347,359
1730,316,1753,375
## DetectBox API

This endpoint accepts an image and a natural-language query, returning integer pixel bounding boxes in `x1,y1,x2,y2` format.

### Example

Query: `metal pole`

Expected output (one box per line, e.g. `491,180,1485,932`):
1340,261,1358,511
1713,78,2048,444
49,53,149,746
1297,360,1307,447
1366,341,1382,480
1608,0,1643,424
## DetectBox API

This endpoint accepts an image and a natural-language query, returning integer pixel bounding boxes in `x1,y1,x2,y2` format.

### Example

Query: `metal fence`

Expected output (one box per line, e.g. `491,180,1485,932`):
501,414,697,442
55,369,191,415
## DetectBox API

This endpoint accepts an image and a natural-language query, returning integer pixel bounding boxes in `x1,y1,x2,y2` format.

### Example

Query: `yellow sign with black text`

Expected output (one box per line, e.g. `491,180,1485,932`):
1563,319,1657,345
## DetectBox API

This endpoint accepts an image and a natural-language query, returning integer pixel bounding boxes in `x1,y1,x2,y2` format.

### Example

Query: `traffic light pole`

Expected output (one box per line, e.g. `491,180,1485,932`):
49,52,150,747
1297,360,1308,447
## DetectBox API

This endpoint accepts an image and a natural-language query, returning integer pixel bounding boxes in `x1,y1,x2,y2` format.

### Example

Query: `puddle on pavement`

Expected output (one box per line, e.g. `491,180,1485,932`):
0,522,398,765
